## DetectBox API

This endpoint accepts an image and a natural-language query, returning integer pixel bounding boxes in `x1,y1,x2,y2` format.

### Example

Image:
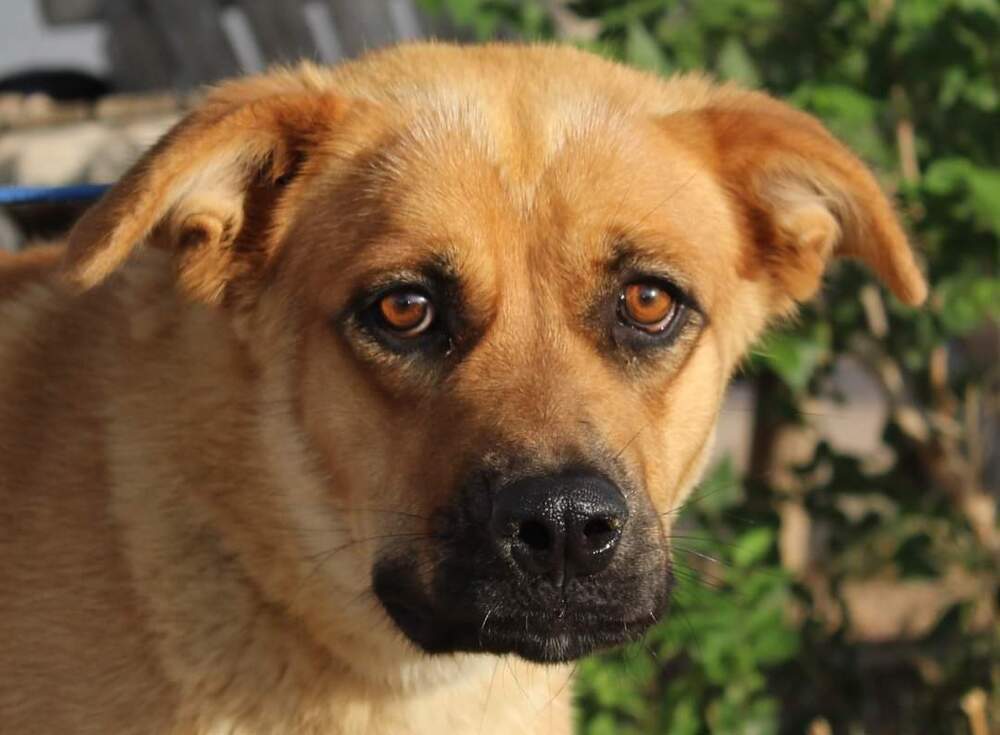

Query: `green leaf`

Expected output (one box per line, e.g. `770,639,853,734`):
936,272,1000,333
924,158,1000,234
733,528,775,567
585,712,621,735
896,0,949,30
757,322,832,393
790,84,887,165
625,20,670,74
691,457,744,515
716,37,761,87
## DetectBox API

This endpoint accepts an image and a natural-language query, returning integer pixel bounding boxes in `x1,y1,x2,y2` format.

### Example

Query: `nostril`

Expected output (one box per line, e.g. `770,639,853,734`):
492,471,627,582
582,517,612,539
517,520,552,552
581,517,620,552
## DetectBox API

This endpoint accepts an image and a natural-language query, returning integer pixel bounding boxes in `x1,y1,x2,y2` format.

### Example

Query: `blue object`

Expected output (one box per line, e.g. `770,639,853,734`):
0,183,111,206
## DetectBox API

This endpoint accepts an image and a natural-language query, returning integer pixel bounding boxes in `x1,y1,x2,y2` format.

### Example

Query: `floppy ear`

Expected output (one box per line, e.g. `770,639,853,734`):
63,72,348,303
665,91,926,311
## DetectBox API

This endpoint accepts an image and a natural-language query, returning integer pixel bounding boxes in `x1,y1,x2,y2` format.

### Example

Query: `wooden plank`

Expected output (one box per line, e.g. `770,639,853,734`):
236,0,319,65
324,0,406,57
145,0,241,87
386,0,423,41
38,0,103,25
104,0,177,91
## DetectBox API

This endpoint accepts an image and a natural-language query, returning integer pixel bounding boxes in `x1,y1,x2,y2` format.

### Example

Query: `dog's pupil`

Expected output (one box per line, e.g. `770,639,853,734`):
627,284,671,324
381,293,428,330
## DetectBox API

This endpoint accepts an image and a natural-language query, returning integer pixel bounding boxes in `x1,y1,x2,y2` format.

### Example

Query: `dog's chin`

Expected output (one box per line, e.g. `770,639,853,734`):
381,600,662,663
374,570,672,664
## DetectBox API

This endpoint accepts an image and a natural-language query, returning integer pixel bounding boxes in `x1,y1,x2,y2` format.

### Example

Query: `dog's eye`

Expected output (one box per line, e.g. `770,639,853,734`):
619,281,677,333
376,289,435,337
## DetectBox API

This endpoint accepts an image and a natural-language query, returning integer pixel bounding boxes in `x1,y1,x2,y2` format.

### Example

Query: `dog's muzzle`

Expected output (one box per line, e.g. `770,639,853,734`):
373,468,672,663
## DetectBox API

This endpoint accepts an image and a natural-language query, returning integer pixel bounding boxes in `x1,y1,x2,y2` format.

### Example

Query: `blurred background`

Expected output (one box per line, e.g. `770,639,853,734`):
0,1,996,733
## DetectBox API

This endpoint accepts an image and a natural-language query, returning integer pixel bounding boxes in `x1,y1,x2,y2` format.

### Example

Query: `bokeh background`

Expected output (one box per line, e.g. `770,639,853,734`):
1,2,996,734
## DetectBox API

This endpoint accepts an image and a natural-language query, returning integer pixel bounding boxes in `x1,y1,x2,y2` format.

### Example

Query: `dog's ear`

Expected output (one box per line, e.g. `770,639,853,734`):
63,73,349,303
665,92,926,311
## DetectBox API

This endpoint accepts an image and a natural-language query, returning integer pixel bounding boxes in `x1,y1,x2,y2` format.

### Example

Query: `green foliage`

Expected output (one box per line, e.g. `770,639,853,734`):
575,462,800,735
754,322,833,395
420,0,552,37
422,1,999,732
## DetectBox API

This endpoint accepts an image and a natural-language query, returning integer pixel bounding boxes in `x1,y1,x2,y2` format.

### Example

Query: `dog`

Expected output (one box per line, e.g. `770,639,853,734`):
0,43,925,734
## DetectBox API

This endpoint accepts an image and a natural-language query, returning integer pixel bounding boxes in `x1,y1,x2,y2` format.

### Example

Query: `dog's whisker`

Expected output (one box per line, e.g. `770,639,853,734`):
326,507,432,522
619,170,700,236
289,532,432,604
264,519,423,536
666,533,741,548
302,531,431,563
639,631,659,663
478,604,497,648
659,480,743,516
670,565,728,592
539,659,579,718
671,545,726,566
673,558,781,617
607,173,638,233
504,657,531,707
478,658,502,735
620,637,653,689
670,599,705,660
286,531,434,615
345,585,376,609
641,611,662,660
613,424,646,461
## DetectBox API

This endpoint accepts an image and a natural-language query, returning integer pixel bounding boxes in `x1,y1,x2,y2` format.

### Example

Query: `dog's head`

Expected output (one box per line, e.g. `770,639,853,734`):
63,45,924,667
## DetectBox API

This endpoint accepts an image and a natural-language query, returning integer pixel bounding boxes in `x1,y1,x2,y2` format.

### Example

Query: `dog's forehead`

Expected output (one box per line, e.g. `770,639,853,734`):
305,46,743,314
328,43,701,198
384,91,638,204
352,98,738,303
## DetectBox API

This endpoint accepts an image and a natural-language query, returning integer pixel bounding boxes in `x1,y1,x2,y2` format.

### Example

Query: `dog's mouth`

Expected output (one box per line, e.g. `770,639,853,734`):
373,563,673,663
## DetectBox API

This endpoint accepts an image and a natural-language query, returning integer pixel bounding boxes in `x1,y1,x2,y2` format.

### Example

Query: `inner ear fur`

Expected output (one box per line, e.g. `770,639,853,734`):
664,90,927,311
63,69,348,304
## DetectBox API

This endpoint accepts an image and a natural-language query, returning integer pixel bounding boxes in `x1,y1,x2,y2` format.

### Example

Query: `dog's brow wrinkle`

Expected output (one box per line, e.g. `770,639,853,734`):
401,95,498,161
540,96,629,164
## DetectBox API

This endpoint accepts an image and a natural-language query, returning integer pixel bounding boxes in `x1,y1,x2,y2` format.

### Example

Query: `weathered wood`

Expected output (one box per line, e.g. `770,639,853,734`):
386,0,424,41
38,0,103,25
325,0,423,57
104,0,177,92
37,0,468,92
145,0,241,87
236,0,319,66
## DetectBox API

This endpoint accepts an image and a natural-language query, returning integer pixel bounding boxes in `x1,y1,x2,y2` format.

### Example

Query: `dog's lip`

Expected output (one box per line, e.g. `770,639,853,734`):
377,590,662,663
466,612,659,663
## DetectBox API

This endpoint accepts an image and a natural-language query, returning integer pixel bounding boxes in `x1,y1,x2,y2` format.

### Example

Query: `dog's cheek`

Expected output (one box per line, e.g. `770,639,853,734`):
296,327,398,510
632,343,730,519
295,325,460,541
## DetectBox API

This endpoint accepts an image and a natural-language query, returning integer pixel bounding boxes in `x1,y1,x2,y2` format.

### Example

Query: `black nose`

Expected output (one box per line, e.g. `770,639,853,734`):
491,472,628,587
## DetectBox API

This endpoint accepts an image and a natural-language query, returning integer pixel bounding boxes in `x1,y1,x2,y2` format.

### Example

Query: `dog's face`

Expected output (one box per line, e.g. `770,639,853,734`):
296,106,736,663
64,45,925,667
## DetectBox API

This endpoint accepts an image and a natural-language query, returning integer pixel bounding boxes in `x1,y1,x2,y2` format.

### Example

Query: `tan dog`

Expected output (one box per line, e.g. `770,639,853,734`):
0,43,925,734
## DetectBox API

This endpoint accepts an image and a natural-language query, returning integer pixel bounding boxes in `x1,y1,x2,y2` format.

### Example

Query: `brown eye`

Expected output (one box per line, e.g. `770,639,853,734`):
620,281,676,333
378,290,434,336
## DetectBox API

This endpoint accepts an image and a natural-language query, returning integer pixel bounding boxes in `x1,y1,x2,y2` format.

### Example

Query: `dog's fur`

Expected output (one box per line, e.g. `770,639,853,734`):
0,43,925,734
